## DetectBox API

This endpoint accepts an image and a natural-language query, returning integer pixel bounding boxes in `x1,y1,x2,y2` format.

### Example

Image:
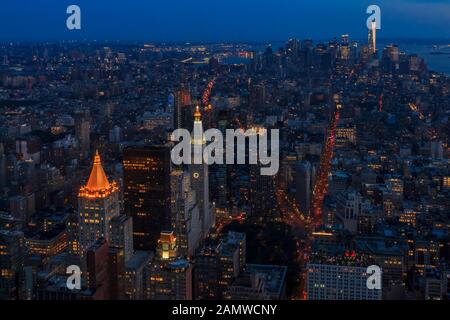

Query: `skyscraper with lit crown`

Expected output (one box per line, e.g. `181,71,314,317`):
190,106,213,239
78,150,119,254
146,231,192,300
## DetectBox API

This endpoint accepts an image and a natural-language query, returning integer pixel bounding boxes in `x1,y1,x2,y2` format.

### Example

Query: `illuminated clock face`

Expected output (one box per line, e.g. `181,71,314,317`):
193,172,200,179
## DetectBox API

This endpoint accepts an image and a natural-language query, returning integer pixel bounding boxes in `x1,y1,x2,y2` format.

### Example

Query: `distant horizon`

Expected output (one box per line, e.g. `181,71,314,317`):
2,37,450,45
3,36,449,75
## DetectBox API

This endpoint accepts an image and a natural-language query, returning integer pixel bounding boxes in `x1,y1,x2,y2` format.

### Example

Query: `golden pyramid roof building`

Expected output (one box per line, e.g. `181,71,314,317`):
79,150,118,198
86,150,110,191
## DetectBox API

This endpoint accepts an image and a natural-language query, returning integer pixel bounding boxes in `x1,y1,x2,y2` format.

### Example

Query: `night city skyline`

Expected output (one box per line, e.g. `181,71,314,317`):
1,1,450,315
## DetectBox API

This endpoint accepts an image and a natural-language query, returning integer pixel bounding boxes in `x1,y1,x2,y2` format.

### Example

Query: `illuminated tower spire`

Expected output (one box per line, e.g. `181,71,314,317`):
85,150,111,192
78,150,119,254
192,106,205,146
194,105,202,122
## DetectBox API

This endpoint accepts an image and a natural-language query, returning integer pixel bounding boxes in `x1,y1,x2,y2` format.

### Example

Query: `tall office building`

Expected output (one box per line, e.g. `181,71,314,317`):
193,232,246,300
296,161,312,215
335,189,363,234
123,145,172,251
109,215,134,263
382,44,400,71
193,245,221,300
170,170,201,257
78,151,119,254
86,238,125,300
217,233,244,293
368,21,377,55
210,118,229,225
123,251,151,300
108,246,126,300
67,211,81,265
286,38,300,58
146,231,192,300
173,86,192,130
189,107,213,239
250,165,277,220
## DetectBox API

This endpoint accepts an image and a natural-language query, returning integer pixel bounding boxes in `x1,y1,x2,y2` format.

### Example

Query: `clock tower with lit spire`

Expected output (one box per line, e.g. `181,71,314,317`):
190,106,213,239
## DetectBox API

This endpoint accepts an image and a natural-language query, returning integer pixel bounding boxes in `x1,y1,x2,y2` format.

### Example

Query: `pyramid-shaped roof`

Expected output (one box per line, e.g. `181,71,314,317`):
85,150,111,192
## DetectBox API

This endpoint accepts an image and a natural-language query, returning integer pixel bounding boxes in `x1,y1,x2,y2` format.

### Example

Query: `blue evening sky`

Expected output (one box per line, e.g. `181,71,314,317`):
0,0,449,42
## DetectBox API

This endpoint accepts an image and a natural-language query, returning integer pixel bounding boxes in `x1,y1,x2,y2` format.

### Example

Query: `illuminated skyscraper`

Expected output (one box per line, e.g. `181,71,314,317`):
123,145,172,251
146,231,192,300
170,170,201,258
368,21,377,55
78,151,119,254
189,107,213,239
174,86,192,130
